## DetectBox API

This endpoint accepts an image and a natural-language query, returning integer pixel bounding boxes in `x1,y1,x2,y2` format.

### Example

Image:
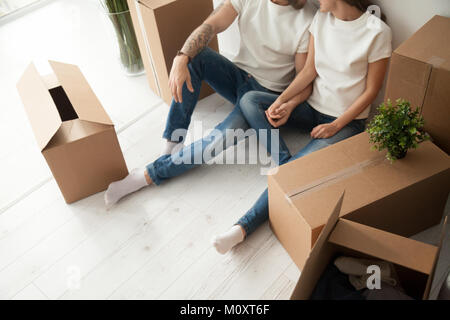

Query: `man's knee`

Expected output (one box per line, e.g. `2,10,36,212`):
190,47,215,65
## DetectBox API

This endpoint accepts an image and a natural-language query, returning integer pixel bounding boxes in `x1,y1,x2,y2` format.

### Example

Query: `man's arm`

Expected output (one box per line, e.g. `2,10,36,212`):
170,0,238,103
181,0,237,58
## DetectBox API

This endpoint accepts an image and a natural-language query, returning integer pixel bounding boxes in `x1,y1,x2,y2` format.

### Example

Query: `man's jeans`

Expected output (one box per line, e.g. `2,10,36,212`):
147,48,278,185
236,91,366,237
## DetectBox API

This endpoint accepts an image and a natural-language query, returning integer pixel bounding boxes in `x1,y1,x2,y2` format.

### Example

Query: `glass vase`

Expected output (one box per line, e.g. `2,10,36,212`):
102,4,144,76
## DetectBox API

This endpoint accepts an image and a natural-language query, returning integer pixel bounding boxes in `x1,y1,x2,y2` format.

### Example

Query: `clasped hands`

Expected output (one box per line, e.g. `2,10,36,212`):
265,99,340,139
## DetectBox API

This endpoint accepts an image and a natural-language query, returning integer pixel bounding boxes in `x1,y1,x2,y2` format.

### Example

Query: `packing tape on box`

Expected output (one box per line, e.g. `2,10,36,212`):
427,56,446,68
286,154,386,203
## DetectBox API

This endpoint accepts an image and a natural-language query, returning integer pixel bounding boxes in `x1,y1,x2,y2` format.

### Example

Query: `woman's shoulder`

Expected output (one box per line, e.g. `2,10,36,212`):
366,13,392,38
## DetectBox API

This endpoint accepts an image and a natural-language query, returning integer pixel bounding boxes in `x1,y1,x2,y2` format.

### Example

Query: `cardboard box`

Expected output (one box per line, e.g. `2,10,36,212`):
127,0,218,105
268,132,450,270
290,191,446,300
384,15,450,154
17,61,129,204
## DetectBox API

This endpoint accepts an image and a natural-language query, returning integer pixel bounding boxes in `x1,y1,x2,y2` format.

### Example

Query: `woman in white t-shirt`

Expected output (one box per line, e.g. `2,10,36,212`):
211,0,392,254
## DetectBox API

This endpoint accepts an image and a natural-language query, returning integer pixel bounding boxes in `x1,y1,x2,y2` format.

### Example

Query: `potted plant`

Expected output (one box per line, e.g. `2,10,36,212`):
366,99,430,162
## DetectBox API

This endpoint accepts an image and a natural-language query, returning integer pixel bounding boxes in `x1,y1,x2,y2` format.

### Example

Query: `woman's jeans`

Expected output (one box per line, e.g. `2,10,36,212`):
236,91,366,237
147,48,279,185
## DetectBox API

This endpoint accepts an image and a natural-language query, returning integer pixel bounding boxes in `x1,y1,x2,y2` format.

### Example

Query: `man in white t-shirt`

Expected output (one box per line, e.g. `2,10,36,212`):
104,0,317,207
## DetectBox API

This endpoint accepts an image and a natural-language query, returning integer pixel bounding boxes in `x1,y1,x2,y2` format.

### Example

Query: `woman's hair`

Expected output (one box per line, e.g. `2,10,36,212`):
287,0,306,10
341,0,386,21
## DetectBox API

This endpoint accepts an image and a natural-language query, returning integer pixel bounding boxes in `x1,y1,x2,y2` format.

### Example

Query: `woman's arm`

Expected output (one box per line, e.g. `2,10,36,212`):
268,52,313,120
277,34,317,105
311,58,390,139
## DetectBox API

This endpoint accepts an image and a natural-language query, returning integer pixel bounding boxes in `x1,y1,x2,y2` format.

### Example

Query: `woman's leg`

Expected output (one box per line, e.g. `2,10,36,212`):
239,91,292,165
212,117,366,254
212,189,268,254
239,91,316,165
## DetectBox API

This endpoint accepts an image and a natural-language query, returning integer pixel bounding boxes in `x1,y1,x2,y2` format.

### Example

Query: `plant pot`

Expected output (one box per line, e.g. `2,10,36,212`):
103,8,145,76
389,148,408,160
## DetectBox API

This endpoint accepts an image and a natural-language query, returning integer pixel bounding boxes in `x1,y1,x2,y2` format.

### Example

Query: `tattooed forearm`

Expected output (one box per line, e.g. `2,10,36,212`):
181,23,214,58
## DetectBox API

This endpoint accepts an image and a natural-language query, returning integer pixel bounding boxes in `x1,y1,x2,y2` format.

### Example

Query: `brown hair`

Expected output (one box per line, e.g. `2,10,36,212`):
287,0,306,10
341,0,386,21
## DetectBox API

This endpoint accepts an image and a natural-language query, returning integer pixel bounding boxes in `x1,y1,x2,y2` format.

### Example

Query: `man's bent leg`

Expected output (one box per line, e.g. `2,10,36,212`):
163,48,250,143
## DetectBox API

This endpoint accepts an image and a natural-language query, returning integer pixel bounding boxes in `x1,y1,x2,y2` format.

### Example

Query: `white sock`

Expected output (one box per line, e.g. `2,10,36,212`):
211,225,245,255
104,168,149,208
162,140,184,156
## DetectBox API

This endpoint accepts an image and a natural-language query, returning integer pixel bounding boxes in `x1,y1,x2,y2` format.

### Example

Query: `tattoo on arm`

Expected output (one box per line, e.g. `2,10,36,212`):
181,23,214,58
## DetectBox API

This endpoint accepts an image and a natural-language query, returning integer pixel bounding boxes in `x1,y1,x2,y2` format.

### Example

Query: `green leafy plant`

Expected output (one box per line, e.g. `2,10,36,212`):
100,0,144,75
366,99,430,162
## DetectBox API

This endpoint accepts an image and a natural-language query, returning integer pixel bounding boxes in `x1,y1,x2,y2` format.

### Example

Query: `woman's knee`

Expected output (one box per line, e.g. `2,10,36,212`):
239,91,269,116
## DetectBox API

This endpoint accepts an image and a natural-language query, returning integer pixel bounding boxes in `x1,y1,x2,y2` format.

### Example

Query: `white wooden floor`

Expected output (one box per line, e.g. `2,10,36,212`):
0,0,448,300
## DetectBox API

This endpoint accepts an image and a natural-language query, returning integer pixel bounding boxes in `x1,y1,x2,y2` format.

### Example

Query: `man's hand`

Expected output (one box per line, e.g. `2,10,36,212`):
169,54,194,103
310,122,340,139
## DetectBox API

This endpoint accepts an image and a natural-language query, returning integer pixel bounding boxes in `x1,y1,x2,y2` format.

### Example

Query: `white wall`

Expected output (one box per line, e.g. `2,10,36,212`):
373,0,450,49
213,0,240,57
214,0,450,115
370,0,450,111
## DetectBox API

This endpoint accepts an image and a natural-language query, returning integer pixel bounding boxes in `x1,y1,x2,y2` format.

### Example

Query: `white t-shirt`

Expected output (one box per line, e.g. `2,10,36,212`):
230,0,316,92
307,11,392,119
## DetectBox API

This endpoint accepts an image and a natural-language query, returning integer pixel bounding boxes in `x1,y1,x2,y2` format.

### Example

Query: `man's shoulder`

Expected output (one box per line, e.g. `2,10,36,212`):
302,1,318,21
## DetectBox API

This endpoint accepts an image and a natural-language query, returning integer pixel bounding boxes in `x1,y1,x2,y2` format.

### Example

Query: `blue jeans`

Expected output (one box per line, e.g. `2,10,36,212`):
236,91,366,237
147,48,278,185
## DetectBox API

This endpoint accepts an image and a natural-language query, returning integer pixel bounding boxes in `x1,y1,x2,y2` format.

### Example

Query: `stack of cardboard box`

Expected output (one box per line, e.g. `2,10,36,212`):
268,15,450,299
385,15,450,155
268,132,449,270
127,0,219,105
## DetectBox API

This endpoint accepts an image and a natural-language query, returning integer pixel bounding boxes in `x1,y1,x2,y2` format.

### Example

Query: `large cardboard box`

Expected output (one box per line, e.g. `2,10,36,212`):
268,132,450,270
127,0,218,105
290,192,446,300
17,61,129,204
384,15,450,154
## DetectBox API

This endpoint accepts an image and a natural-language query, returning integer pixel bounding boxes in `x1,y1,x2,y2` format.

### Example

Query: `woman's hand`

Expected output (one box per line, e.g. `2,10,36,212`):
310,122,340,139
265,103,293,128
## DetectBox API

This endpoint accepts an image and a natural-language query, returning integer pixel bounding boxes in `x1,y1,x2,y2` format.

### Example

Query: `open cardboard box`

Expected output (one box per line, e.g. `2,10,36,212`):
127,0,218,105
268,132,450,271
291,191,447,300
17,61,129,204
384,15,450,154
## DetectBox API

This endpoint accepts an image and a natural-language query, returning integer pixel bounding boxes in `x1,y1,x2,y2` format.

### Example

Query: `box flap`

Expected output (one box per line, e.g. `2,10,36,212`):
290,190,345,299
423,216,447,299
328,219,439,275
139,0,176,10
45,119,112,149
16,63,62,150
396,15,450,71
49,61,113,126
